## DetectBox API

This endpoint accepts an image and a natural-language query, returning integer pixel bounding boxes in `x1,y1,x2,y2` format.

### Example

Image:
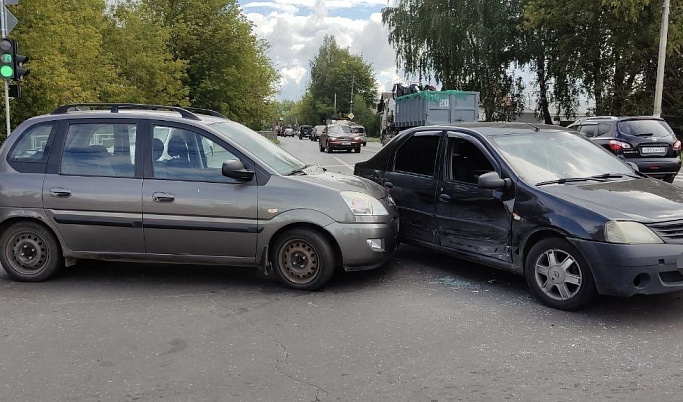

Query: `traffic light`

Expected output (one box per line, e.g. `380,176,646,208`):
0,38,14,80
0,38,28,81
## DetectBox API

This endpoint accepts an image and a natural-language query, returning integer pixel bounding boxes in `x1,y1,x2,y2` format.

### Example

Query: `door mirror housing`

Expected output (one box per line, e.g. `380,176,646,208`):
222,159,254,181
478,171,511,190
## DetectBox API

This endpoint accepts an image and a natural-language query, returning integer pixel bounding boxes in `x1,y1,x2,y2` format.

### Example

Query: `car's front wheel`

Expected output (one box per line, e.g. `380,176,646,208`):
271,229,336,290
525,237,597,310
0,221,63,282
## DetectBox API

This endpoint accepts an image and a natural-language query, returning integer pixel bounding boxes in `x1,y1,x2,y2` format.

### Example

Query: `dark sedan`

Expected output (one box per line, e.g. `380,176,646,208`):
355,123,683,310
319,124,362,153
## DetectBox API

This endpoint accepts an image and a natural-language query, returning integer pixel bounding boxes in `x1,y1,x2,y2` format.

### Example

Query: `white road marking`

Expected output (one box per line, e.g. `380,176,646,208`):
333,157,354,171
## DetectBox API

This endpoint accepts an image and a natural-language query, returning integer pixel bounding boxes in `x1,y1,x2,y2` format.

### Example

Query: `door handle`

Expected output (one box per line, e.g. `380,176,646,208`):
153,192,175,203
49,188,72,198
384,181,394,189
439,194,452,203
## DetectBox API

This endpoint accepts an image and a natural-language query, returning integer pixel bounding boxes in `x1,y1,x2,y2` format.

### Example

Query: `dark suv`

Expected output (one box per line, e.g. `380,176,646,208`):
298,125,312,139
568,117,681,182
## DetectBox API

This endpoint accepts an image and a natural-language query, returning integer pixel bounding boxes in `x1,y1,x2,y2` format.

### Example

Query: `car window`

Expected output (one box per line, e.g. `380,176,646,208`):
8,123,54,163
490,130,633,184
211,121,306,175
446,137,494,184
597,123,612,137
394,134,441,176
61,123,136,177
578,124,598,138
618,119,675,138
152,125,241,183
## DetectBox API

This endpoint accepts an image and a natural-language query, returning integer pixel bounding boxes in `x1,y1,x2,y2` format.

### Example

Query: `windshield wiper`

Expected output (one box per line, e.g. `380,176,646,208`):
286,164,310,176
536,177,607,186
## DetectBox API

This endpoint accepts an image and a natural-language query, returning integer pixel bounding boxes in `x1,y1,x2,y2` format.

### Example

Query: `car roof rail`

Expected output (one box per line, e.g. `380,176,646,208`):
183,107,228,119
51,103,201,121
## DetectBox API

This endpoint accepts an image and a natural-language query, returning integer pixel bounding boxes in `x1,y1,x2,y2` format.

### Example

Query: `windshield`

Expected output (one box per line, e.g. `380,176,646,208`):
490,130,634,184
618,119,674,138
211,121,306,175
329,125,352,135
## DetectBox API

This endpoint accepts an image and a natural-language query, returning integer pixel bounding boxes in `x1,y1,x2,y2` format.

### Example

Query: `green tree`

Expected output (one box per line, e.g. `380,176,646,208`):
103,1,189,106
143,0,279,129
382,0,526,121
302,35,377,124
3,0,127,134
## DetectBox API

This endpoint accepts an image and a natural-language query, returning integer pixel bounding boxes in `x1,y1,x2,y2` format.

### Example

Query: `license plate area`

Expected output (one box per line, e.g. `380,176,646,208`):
640,146,667,156
341,142,352,145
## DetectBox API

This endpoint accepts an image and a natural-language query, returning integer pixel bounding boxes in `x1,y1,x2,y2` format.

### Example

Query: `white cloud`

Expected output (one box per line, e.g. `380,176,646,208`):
242,1,402,100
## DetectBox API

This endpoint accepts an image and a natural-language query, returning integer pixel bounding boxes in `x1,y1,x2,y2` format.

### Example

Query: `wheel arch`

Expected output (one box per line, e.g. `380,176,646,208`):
520,228,571,271
268,222,343,269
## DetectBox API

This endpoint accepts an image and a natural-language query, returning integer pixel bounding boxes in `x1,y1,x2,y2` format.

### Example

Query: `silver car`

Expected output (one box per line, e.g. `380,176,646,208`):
0,104,398,290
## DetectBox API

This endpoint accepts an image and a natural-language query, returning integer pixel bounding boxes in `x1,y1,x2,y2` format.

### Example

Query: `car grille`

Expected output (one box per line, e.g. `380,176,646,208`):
647,220,683,243
660,271,683,284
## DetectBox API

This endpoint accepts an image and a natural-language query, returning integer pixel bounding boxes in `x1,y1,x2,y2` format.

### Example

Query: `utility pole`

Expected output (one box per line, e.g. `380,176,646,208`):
654,0,670,118
1,0,9,136
334,93,337,116
349,75,355,114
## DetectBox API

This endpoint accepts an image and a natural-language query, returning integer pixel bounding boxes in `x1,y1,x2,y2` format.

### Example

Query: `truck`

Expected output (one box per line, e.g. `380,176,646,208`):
377,89,480,145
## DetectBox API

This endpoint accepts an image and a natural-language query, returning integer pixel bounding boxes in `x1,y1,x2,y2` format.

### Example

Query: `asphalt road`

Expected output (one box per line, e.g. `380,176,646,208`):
2,136,683,401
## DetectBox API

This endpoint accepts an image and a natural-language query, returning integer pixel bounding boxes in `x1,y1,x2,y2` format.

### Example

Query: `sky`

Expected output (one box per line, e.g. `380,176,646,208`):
240,0,405,101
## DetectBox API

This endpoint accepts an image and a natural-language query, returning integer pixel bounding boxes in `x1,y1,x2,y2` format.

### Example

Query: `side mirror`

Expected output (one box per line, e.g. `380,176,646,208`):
222,159,254,181
478,171,511,190
626,161,639,172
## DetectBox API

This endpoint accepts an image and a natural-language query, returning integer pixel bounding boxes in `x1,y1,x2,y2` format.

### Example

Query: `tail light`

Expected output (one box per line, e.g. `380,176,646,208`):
609,140,632,152
673,140,681,151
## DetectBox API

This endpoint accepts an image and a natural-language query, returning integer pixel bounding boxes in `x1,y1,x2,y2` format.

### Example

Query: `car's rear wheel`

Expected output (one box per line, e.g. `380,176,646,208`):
271,229,335,290
525,237,597,310
0,222,63,282
663,174,676,183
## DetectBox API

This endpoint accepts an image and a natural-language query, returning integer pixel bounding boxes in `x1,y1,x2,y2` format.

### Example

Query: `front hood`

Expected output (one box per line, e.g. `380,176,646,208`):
540,177,683,222
290,170,387,199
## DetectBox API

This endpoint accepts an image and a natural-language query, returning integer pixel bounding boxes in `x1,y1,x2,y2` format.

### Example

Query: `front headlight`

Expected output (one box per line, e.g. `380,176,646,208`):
604,221,663,244
341,191,388,216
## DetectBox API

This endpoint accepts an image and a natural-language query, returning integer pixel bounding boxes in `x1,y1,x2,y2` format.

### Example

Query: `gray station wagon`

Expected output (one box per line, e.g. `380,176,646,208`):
0,104,398,290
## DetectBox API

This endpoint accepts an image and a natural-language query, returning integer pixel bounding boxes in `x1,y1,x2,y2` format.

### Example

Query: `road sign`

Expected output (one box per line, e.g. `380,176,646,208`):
3,7,16,36
348,113,354,120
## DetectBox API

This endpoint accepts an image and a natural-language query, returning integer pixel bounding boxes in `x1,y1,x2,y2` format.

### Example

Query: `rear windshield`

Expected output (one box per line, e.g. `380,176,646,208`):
618,120,674,138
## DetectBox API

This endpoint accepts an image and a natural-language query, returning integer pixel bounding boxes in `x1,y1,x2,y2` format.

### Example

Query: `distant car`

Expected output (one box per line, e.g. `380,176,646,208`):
282,128,295,137
356,122,683,310
567,116,681,183
311,125,326,141
319,124,362,153
351,125,367,146
298,125,313,140
0,103,399,291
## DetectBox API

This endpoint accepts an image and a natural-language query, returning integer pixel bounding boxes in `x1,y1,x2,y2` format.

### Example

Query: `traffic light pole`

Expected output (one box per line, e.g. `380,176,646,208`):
0,0,10,137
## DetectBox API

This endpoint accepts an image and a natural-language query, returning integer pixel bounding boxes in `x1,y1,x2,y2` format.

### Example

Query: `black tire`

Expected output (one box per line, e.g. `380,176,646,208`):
354,146,361,153
326,143,332,153
363,142,367,147
663,174,676,183
525,237,597,310
270,228,336,290
299,136,302,140
0,221,63,282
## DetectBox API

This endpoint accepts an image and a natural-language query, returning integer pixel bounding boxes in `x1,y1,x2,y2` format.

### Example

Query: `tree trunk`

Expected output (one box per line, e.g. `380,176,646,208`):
537,55,553,124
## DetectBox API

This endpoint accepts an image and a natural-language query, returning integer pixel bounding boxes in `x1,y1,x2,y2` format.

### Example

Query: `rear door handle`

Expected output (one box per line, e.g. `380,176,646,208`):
439,194,452,203
49,188,72,198
153,192,175,203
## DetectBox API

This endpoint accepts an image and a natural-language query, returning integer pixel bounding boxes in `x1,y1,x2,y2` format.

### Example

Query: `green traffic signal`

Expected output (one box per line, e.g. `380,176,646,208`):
0,65,13,78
